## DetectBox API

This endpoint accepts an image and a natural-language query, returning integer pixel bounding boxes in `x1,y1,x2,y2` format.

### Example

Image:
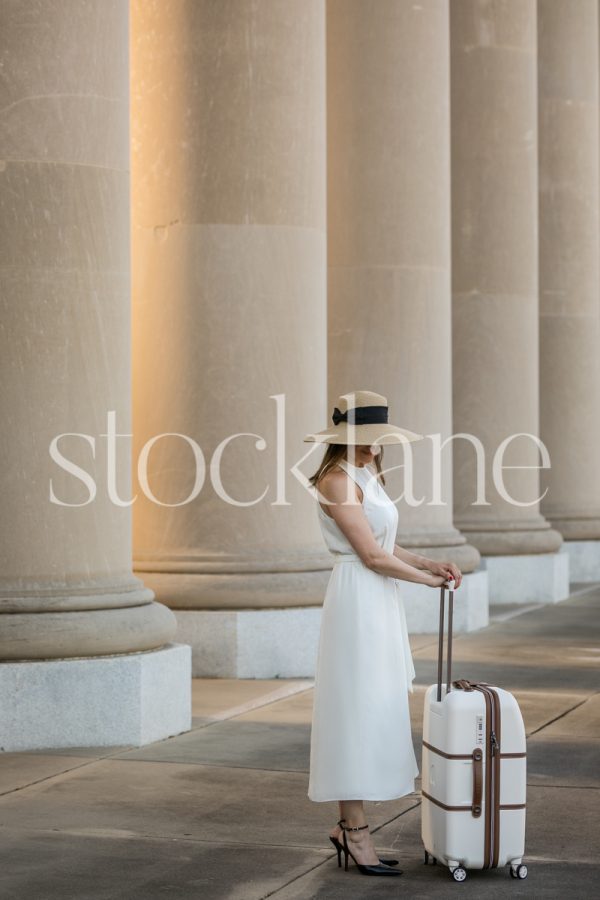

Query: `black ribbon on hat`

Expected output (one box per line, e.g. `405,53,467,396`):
332,405,389,426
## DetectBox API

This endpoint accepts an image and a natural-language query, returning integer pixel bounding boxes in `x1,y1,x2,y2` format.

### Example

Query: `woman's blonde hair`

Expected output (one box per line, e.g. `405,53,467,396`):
308,444,387,489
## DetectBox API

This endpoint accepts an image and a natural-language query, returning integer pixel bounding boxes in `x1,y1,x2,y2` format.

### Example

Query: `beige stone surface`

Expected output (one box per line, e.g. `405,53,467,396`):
414,630,598,671
0,0,176,658
130,0,329,611
230,686,314,726
188,669,587,739
326,1,450,268
450,0,561,556
537,692,600,738
0,755,92,796
131,0,325,229
538,0,600,539
0,2,127,168
0,757,416,846
192,677,313,722
326,0,479,572
373,785,600,866
131,225,329,567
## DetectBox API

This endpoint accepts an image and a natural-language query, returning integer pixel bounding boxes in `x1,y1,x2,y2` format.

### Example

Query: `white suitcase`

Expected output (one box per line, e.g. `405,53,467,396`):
420,580,528,883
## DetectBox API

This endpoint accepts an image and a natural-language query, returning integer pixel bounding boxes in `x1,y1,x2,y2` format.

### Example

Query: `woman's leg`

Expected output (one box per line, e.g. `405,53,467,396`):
328,801,345,841
337,800,381,865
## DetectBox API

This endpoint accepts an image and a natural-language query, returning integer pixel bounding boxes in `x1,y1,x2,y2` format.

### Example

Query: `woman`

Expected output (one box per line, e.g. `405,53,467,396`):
304,390,462,877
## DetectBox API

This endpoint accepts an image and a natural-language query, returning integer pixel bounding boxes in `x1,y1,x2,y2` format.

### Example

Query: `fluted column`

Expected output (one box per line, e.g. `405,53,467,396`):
0,0,176,659
450,0,562,557
131,1,329,611
538,0,600,544
327,0,479,572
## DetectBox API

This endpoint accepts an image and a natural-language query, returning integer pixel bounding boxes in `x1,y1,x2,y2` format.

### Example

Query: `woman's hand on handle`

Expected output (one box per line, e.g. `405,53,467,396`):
426,560,463,589
425,573,449,588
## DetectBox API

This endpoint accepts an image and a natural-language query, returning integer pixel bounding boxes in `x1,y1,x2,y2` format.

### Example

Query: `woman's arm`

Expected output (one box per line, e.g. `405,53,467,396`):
393,543,432,571
316,471,445,587
394,543,464,588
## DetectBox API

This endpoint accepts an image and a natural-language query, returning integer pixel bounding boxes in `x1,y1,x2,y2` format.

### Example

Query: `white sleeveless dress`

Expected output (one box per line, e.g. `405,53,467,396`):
307,459,419,802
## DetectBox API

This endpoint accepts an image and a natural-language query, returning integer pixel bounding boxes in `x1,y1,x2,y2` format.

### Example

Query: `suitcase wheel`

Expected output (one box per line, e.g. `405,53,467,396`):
510,864,528,879
450,866,467,882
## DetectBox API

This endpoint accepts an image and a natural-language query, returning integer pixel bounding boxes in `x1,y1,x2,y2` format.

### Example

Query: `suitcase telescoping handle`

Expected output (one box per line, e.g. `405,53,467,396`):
436,578,456,702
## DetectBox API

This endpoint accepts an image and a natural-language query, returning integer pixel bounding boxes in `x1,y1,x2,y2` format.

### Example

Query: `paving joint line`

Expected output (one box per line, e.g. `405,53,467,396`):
489,603,545,623
188,680,316,733
527,783,600,790
528,692,598,737
517,855,598,865
567,582,600,599
369,799,422,835
255,848,337,899
0,756,118,799
0,824,339,853
100,760,313,773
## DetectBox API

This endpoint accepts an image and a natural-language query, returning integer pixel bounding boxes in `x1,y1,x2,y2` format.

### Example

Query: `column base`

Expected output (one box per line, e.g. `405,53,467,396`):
395,528,481,573
562,539,600,582
483,547,570,604
455,517,564,555
137,568,331,610
0,643,191,752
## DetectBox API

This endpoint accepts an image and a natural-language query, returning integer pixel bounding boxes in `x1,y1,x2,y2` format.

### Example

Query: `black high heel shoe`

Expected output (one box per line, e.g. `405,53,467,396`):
339,822,404,876
329,818,400,868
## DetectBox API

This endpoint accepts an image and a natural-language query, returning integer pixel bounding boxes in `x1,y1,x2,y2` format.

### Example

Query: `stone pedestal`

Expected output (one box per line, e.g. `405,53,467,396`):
562,541,600,583
174,609,323,679
483,547,570,605
0,644,191,753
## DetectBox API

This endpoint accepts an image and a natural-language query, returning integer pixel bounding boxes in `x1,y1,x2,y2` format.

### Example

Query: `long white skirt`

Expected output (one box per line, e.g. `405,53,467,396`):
308,562,419,802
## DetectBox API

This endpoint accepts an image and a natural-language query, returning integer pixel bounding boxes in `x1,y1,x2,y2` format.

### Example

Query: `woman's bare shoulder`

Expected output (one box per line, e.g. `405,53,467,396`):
317,464,344,489
317,466,361,503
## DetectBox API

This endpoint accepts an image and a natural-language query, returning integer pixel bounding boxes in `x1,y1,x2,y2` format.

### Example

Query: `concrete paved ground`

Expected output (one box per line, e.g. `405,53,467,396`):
0,583,599,899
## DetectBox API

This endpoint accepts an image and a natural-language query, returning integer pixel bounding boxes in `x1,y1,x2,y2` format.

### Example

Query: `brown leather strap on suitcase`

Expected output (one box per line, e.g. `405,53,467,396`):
472,747,483,817
453,679,474,692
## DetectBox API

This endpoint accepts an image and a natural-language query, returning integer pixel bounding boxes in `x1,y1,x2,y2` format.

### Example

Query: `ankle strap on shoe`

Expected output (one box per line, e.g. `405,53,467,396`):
342,822,369,831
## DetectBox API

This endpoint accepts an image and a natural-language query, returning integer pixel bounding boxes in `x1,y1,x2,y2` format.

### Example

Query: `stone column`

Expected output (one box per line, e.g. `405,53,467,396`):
130,1,329,675
538,0,600,580
449,0,565,602
326,0,483,630
0,0,189,750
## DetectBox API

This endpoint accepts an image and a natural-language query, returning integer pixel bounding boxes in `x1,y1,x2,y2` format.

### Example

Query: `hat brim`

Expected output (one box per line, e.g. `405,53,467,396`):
303,423,424,445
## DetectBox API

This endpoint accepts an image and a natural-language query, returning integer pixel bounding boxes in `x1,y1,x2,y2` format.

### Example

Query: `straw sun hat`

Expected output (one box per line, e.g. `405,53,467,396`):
303,390,424,446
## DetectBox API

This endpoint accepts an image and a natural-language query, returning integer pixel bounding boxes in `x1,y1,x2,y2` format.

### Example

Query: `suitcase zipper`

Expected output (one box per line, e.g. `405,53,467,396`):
491,731,499,755
488,692,497,868
470,684,496,869
478,685,501,869
488,688,502,868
